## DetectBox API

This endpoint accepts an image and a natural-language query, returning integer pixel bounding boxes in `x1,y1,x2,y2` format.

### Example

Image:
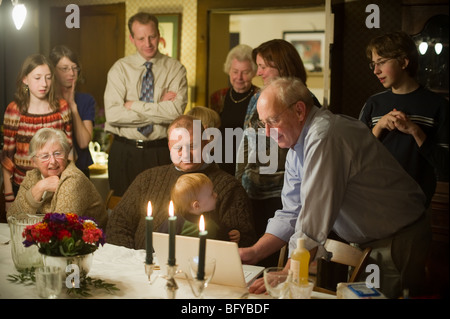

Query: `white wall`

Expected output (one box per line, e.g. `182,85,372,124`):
230,11,326,48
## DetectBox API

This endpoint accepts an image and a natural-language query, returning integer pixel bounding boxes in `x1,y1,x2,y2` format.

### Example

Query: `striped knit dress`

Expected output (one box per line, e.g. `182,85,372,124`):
1,100,72,186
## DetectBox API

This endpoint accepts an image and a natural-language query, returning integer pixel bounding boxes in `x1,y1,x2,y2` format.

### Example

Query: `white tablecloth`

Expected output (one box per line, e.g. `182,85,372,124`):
0,222,334,300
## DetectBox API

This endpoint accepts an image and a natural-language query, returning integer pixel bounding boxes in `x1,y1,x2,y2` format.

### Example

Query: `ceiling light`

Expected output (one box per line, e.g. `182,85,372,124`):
12,3,27,30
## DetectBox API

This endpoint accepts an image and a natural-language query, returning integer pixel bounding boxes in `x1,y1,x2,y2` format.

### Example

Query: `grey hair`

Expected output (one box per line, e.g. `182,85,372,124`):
223,44,257,75
29,128,71,158
263,77,314,110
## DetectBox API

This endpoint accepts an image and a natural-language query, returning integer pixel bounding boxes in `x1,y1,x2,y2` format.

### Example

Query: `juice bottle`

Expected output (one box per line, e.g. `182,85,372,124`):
290,238,310,285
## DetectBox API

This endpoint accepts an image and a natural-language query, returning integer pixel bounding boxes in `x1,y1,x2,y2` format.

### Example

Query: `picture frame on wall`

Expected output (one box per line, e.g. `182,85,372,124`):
283,31,325,72
155,13,182,60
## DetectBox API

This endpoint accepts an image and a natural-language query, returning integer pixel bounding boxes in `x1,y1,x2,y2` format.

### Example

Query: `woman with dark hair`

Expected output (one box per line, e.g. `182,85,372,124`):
49,45,95,177
1,54,72,212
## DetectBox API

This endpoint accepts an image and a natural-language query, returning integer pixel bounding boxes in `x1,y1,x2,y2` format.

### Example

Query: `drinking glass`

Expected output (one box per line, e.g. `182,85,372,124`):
187,256,216,298
36,266,63,299
263,267,291,299
289,279,315,299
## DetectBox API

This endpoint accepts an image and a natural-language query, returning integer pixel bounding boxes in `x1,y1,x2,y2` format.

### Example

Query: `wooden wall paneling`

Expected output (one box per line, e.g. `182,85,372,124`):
49,3,125,113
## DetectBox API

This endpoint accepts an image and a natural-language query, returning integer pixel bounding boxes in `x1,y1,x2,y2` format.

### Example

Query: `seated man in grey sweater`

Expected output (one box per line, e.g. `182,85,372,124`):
106,115,257,249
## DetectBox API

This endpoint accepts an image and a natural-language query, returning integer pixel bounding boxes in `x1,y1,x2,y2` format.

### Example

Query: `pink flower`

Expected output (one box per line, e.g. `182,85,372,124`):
82,228,103,244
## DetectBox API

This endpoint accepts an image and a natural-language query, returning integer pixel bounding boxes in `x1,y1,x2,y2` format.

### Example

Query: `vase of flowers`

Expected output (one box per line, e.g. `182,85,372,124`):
22,213,105,276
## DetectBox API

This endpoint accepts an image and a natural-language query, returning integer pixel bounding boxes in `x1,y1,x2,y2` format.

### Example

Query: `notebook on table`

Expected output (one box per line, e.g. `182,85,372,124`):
152,232,264,288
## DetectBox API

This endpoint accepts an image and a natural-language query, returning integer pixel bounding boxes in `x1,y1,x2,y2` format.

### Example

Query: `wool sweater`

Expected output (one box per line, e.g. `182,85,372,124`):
7,161,107,230
106,163,256,249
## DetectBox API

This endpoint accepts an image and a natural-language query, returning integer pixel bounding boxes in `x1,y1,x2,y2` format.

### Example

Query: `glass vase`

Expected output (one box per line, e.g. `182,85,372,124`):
8,215,44,271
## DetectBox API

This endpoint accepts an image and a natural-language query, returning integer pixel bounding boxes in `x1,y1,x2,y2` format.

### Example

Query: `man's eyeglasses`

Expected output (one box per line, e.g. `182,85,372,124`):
257,102,296,128
34,151,65,163
57,66,81,73
369,58,394,70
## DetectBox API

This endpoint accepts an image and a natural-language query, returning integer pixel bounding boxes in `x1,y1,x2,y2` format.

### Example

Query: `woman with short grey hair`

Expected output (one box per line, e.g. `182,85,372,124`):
209,44,258,176
7,128,107,229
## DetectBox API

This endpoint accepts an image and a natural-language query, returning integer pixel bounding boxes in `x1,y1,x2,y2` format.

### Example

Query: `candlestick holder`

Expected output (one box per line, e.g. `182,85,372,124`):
161,264,181,299
144,263,159,284
185,256,216,298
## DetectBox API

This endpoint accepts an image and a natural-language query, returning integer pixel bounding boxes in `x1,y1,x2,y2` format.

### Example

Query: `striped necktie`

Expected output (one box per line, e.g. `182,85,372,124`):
138,61,154,136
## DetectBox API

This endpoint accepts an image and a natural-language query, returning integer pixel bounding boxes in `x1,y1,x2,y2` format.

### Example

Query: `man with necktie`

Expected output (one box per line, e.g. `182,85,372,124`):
104,12,188,196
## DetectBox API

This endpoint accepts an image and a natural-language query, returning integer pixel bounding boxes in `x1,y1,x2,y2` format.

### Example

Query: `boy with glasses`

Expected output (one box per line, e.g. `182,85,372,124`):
359,31,449,208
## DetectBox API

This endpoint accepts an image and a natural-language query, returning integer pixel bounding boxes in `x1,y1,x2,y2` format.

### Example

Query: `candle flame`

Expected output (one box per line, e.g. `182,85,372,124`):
169,201,174,217
199,215,205,232
147,201,152,217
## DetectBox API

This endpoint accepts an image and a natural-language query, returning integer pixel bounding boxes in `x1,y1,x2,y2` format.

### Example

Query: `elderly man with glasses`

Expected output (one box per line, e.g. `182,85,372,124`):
7,128,108,229
241,77,430,299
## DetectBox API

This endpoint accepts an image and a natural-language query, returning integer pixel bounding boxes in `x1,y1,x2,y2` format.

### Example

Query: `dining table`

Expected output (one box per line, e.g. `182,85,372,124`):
0,222,335,302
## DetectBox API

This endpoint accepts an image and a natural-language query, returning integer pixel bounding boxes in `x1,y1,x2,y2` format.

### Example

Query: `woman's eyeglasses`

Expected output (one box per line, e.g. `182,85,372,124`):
57,66,81,73
34,151,65,163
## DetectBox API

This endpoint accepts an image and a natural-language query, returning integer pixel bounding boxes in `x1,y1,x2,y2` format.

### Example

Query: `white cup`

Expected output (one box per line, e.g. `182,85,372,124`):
35,266,63,299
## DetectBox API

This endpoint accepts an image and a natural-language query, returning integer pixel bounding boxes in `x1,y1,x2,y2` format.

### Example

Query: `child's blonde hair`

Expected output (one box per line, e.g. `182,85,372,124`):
171,173,213,216
186,106,221,129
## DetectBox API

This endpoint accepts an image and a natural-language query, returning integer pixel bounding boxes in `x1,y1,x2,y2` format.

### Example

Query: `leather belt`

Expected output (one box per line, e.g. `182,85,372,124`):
113,135,167,149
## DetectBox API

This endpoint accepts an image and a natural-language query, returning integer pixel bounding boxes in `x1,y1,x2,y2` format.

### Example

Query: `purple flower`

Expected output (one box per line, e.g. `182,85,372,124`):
22,239,34,248
48,213,67,224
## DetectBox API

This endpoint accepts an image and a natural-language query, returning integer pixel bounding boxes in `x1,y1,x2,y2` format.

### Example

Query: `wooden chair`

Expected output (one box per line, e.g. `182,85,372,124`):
105,190,122,215
277,244,287,268
313,239,372,295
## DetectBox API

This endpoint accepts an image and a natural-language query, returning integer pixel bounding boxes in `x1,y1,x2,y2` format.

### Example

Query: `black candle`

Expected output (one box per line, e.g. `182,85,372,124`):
168,201,176,266
145,201,153,264
197,215,207,280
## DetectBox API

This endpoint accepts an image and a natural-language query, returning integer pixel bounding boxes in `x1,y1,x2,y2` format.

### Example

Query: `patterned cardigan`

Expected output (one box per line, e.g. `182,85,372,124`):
7,161,107,230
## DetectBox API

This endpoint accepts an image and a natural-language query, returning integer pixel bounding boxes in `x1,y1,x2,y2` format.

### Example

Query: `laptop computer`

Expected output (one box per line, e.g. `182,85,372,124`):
152,232,264,288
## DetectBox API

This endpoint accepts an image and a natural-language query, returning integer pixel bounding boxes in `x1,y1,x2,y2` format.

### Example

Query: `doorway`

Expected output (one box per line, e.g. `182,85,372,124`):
207,8,328,108
49,3,125,131
195,0,329,107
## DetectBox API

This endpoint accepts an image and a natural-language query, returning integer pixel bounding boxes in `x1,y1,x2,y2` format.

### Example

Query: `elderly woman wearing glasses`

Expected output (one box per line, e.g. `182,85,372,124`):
7,128,108,229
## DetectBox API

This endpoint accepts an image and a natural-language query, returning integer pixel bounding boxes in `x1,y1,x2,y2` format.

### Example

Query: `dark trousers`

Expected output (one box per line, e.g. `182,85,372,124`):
358,211,432,298
251,197,283,267
108,137,171,196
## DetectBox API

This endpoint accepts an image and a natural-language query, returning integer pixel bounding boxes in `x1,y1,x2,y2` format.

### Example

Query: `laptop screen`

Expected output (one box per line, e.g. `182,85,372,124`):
152,232,263,287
